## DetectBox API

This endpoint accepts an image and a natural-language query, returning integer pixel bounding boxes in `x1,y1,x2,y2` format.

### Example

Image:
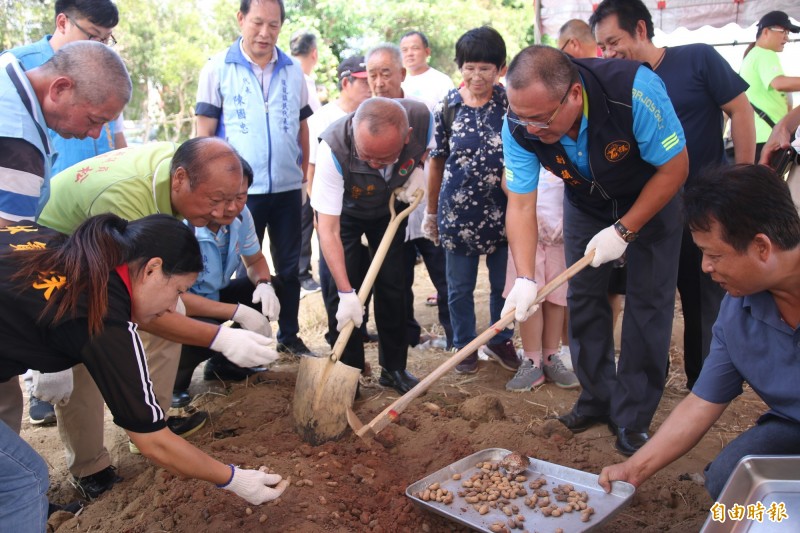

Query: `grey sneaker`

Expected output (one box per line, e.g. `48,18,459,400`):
543,358,580,389
505,359,545,392
300,278,321,298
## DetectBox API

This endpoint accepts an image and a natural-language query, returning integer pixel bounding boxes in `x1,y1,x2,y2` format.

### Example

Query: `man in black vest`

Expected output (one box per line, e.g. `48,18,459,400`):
310,97,430,394
500,45,688,456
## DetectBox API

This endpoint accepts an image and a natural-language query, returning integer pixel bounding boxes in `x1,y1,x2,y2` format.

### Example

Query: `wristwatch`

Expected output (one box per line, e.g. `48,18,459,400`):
613,220,638,243
256,278,272,286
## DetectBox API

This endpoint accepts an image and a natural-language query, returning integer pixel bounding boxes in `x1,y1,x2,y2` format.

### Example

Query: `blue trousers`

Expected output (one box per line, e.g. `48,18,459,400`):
564,195,682,432
445,246,511,350
245,190,302,344
0,419,48,532
704,413,800,499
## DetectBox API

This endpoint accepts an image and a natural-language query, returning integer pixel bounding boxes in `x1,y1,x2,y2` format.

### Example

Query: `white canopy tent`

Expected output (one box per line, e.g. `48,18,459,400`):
534,0,800,39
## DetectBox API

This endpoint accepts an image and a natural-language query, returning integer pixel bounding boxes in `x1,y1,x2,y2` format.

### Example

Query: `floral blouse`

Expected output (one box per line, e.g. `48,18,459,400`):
431,85,508,256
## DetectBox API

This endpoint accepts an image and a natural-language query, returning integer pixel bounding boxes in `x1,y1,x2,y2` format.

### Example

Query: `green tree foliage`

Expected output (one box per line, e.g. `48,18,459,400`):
2,0,535,142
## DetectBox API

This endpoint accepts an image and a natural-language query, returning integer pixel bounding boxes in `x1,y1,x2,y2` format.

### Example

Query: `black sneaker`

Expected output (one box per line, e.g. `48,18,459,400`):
277,337,314,356
72,465,122,500
130,411,208,454
203,355,266,381
29,395,57,426
171,390,191,408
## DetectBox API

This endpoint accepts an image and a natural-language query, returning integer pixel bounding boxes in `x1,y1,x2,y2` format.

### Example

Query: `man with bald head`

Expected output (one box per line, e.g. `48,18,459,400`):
0,40,130,227
558,19,599,59
311,97,432,394
31,138,276,498
501,45,688,456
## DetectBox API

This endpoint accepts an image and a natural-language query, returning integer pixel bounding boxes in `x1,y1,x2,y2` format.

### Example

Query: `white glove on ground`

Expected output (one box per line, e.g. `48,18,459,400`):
421,212,439,245
251,282,280,321
32,369,73,406
232,304,272,338
221,466,289,505
210,327,279,368
585,225,628,267
336,290,363,331
500,277,540,326
397,167,425,204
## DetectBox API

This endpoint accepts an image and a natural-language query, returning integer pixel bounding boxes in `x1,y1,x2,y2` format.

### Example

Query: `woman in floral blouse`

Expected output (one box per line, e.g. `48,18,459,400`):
424,26,520,374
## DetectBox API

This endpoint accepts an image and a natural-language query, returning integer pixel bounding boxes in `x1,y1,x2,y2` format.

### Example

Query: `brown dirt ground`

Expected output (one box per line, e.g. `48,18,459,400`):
23,262,767,533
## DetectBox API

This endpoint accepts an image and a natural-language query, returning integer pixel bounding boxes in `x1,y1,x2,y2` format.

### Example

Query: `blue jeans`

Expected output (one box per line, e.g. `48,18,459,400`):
0,419,48,532
244,190,302,344
704,413,800,499
445,247,511,349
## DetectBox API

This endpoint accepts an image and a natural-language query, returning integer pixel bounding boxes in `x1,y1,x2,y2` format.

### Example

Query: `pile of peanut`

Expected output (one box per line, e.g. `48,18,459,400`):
414,459,596,532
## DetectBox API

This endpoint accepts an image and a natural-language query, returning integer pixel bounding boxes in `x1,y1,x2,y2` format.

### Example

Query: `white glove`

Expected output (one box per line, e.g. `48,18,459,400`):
210,327,279,368
500,277,540,326
397,167,425,204
232,304,272,338
585,225,629,268
251,282,280,321
221,466,289,505
301,183,308,205
32,369,73,406
539,218,563,246
336,290,363,331
421,212,439,245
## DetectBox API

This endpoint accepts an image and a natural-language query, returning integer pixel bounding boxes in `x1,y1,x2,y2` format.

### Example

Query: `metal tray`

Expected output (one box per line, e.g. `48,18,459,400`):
406,448,635,532
701,455,800,532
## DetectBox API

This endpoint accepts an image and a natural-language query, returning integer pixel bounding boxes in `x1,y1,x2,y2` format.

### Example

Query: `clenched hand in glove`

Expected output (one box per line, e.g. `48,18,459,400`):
585,225,628,268
500,277,539,327
396,167,425,204
421,212,439,245
335,290,363,331
219,466,289,505
210,327,279,368
32,369,73,406
252,282,280,321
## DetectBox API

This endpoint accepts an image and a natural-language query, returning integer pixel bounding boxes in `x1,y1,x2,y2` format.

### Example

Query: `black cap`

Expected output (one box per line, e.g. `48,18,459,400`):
757,11,800,33
337,55,367,80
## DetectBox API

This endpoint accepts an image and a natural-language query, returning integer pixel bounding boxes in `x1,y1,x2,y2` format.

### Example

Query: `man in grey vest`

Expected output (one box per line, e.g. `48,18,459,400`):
311,97,430,394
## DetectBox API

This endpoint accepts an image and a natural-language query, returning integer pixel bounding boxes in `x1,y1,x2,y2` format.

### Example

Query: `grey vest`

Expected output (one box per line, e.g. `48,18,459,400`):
321,98,430,219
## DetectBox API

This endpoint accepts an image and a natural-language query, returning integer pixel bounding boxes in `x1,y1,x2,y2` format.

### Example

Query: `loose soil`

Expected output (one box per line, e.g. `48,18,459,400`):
24,262,766,533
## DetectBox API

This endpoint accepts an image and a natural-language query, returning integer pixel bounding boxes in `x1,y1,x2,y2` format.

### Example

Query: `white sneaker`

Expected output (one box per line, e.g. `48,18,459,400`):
559,346,573,371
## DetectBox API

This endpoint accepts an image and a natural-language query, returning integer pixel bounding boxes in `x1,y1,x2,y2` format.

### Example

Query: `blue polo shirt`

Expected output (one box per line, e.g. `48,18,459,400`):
503,66,685,194
693,291,800,424
189,206,261,301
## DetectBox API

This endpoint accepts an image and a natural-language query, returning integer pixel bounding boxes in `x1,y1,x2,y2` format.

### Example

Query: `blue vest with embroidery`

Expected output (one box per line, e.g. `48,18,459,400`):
201,40,304,195
0,53,53,219
9,36,121,176
510,58,656,222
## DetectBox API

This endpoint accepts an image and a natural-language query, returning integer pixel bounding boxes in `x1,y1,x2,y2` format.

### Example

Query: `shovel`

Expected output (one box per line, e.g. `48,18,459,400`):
347,250,595,440
293,188,424,445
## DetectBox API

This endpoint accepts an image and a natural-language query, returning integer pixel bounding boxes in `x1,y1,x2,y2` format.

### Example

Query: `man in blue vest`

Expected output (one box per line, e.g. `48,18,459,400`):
501,45,688,456
9,0,128,428
195,0,314,356
10,0,127,176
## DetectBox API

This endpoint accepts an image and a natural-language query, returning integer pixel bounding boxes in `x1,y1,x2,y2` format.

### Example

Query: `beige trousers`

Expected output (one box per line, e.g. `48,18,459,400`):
0,378,23,433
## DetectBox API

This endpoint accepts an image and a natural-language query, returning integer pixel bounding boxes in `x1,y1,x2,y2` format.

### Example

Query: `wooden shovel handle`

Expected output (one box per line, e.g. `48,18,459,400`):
356,250,595,437
331,188,425,362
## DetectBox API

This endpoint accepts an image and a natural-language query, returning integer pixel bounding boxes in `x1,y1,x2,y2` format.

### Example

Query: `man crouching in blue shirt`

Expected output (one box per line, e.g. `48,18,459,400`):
599,164,800,500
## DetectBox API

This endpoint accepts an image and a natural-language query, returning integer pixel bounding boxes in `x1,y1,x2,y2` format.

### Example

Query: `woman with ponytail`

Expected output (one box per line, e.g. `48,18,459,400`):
0,214,288,532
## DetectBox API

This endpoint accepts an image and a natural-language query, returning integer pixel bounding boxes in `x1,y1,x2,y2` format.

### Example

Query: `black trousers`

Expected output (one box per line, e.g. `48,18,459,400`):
403,237,452,348
321,211,408,371
676,226,724,389
298,198,314,281
173,277,261,392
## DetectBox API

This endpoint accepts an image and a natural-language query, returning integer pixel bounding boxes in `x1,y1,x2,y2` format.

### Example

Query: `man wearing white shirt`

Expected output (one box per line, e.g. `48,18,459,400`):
311,97,432,395
400,31,455,107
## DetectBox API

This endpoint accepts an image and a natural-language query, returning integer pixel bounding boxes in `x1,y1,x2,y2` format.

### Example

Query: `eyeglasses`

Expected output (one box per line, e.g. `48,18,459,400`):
460,64,498,78
767,27,790,36
559,38,571,51
354,141,400,168
66,13,117,46
507,83,573,129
